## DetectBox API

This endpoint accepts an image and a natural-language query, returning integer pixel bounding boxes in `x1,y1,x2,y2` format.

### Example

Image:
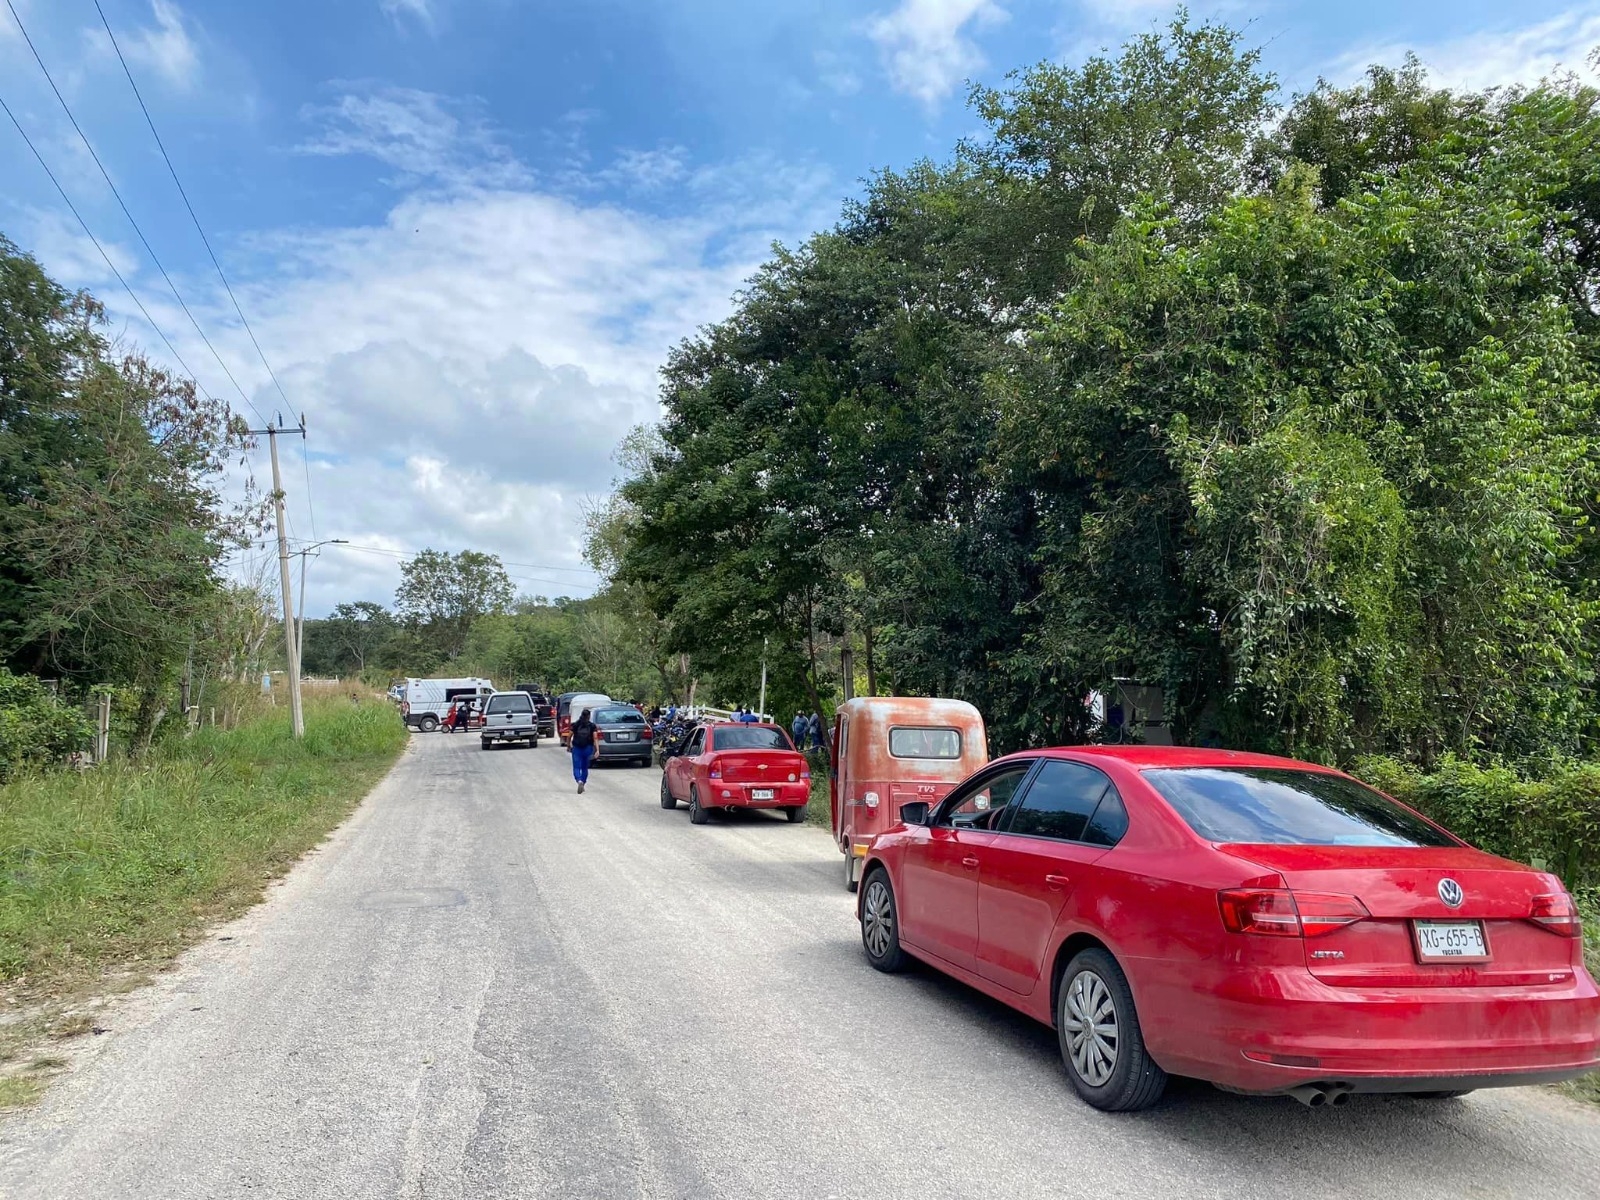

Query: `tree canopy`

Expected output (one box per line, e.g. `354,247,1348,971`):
608,16,1600,766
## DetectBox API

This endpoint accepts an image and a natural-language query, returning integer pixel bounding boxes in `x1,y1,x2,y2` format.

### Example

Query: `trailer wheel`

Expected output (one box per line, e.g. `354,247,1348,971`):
418,714,439,733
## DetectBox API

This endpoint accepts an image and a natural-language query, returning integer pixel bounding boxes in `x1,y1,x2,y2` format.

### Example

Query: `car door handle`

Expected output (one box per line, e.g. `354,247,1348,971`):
1045,873,1071,889
961,856,980,870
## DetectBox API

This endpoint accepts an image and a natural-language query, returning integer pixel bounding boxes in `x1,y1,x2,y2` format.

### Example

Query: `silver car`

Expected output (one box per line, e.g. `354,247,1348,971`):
591,704,653,767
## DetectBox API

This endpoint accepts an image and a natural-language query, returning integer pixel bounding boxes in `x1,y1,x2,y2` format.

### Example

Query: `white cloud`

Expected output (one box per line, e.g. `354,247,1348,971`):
21,208,140,290
122,0,200,90
606,145,690,192
298,88,530,188
867,0,1008,107
147,96,840,614
380,0,436,32
1333,9,1600,92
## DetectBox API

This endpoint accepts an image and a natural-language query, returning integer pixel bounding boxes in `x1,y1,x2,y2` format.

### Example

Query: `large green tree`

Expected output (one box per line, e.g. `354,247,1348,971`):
607,21,1600,767
0,236,251,741
394,549,514,659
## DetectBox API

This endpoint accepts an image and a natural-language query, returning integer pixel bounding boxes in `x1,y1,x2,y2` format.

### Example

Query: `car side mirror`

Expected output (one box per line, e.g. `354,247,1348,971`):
899,801,931,826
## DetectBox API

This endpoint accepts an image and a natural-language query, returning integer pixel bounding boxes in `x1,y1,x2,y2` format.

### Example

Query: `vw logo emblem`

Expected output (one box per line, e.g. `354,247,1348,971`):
1438,879,1464,908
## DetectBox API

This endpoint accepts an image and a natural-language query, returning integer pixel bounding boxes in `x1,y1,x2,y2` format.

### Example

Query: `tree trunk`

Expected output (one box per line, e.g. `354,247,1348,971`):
864,623,877,697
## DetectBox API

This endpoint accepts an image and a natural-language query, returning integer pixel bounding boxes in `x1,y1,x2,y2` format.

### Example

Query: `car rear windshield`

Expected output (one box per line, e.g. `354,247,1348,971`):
888,727,962,759
1142,767,1457,848
714,726,792,751
596,707,645,724
486,694,532,713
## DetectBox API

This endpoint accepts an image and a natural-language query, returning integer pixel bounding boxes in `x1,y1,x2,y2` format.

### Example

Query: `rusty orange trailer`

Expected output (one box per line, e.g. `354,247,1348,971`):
830,697,988,891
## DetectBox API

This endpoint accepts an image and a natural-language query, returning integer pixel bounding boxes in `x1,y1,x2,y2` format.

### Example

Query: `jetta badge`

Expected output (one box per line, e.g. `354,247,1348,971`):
1438,878,1464,908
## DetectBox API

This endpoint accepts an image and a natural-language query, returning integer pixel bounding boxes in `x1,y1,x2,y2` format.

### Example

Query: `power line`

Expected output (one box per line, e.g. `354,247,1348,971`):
3,0,271,429
320,541,600,575
94,0,292,414
92,0,315,534
0,93,212,398
331,543,595,591
300,436,319,539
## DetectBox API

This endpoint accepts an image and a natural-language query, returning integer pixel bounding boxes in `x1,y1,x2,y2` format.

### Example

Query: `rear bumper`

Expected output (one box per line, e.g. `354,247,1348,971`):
482,726,537,742
1139,961,1600,1094
595,742,651,760
709,784,810,809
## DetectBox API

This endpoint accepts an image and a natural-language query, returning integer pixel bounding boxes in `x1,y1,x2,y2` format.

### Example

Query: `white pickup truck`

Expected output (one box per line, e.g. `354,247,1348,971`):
480,690,540,750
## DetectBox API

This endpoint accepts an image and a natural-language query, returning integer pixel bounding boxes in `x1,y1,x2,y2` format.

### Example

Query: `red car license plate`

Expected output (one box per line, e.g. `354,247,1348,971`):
751,788,774,800
1413,919,1489,961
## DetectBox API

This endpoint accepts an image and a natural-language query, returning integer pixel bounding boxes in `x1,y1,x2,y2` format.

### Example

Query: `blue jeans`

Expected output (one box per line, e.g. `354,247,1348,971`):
571,744,595,783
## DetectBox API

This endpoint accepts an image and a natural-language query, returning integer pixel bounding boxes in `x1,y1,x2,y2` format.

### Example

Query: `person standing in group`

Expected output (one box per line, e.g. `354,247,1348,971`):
570,707,598,793
791,710,807,749
808,710,824,751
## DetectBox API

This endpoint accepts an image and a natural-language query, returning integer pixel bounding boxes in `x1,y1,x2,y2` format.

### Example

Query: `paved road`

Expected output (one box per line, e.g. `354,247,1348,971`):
3,734,1598,1199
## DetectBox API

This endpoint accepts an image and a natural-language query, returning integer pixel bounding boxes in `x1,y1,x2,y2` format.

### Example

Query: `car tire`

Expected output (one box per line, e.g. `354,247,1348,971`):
660,775,677,810
784,805,805,823
859,869,906,973
1057,948,1167,1112
481,738,493,750
419,715,439,733
689,786,709,825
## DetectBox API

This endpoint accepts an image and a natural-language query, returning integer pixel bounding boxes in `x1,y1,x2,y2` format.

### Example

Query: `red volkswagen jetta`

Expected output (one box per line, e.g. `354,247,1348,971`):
856,746,1599,1110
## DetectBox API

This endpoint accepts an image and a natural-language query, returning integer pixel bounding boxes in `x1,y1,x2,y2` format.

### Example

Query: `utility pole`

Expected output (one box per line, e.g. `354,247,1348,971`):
252,419,306,738
758,636,768,722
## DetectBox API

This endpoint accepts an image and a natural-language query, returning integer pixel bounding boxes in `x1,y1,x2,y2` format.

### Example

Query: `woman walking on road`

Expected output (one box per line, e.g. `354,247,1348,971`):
570,707,598,793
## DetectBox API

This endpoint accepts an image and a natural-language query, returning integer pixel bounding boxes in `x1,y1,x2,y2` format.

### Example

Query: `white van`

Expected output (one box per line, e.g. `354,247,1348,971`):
401,677,494,732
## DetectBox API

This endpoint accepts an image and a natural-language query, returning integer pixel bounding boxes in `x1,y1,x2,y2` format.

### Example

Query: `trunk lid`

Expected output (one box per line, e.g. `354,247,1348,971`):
1221,844,1581,988
715,750,806,784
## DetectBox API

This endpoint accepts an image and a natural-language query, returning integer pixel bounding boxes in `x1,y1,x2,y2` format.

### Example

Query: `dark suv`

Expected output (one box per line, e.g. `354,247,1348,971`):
515,685,557,738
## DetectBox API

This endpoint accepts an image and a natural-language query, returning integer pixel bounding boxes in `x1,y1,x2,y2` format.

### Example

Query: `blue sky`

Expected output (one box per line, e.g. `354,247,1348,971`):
4,0,1599,613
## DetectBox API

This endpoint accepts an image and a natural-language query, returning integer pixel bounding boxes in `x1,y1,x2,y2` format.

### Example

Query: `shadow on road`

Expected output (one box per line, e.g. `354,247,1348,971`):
806,934,1588,1192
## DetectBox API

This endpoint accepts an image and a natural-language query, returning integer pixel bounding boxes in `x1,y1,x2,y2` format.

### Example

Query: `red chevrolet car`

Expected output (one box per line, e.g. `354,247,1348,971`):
857,745,1599,1110
660,722,810,825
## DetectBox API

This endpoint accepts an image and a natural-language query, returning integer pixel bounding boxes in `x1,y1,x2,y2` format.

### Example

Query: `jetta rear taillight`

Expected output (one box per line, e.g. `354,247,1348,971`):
1529,893,1582,937
1218,889,1369,937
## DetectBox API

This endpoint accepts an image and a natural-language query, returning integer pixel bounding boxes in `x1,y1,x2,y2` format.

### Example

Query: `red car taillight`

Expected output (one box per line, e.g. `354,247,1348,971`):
641,727,652,740
1218,889,1369,937
1529,892,1582,937
709,767,721,779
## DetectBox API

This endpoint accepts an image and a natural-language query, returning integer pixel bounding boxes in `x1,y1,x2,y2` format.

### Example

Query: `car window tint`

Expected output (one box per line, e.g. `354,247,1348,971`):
712,726,792,751
943,765,1032,830
487,694,532,713
1143,767,1456,847
1082,787,1130,847
888,727,961,759
596,707,644,724
1006,760,1110,842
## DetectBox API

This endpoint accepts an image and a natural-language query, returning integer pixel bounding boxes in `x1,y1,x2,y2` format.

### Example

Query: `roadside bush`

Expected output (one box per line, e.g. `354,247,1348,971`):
0,670,92,782
1353,756,1600,892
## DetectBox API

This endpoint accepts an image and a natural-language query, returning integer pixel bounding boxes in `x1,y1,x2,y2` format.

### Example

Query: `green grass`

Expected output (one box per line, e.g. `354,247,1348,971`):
803,753,832,830
0,697,405,1000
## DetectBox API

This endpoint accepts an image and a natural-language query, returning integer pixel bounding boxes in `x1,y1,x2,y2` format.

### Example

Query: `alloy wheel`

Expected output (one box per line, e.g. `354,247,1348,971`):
1062,970,1119,1087
862,878,895,959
